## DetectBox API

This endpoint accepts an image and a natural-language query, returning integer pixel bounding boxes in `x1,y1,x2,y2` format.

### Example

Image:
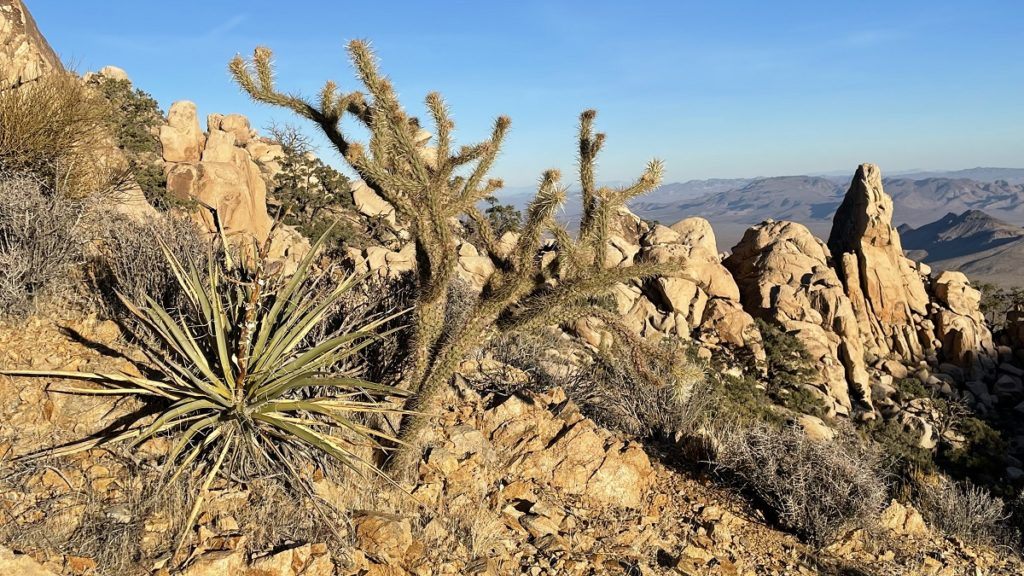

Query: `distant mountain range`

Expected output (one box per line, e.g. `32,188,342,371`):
496,167,1024,286
629,167,1024,250
901,211,1024,287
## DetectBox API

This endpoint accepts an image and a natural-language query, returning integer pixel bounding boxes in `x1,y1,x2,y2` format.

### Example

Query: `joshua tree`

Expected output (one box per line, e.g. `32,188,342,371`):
231,41,692,471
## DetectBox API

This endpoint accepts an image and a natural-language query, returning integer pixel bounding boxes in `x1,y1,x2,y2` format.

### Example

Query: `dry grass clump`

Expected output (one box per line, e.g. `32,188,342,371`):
713,423,888,547
916,476,1013,546
0,172,86,317
0,73,128,198
478,329,707,441
89,212,209,319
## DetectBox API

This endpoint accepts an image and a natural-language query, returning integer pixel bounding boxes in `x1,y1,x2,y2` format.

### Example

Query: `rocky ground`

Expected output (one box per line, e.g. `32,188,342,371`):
2,316,1022,576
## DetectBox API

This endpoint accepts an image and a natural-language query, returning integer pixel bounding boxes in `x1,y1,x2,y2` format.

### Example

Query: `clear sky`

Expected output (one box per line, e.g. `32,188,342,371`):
27,0,1024,187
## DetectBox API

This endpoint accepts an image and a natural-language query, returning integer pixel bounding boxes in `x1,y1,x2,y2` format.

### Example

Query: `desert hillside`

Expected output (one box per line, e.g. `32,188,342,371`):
2,1,1024,575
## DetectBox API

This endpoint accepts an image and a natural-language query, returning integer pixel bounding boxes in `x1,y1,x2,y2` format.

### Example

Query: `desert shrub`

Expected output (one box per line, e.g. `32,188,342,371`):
703,369,785,427
874,376,1008,490
88,75,170,207
482,195,522,236
864,418,936,482
977,282,1024,330
714,423,888,547
939,416,1007,487
0,172,85,317
754,319,828,416
1,236,406,559
89,212,209,320
233,42,699,473
573,339,708,439
265,123,367,250
472,326,707,440
0,73,128,197
917,477,1013,545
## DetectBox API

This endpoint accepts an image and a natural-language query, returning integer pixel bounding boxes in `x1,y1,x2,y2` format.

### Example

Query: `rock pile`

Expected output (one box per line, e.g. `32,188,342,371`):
3,320,1020,575
156,101,310,270
725,220,871,414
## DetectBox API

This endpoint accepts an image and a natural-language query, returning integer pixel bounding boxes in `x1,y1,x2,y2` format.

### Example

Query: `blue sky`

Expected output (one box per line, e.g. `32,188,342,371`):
28,0,1024,187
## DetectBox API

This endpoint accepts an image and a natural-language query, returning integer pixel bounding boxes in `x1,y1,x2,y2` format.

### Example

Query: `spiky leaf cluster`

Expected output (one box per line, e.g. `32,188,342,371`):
1,234,406,554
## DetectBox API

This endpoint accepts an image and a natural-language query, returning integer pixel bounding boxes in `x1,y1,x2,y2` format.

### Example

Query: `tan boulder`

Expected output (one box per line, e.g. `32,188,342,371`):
0,547,57,576
166,160,272,243
639,217,760,356
354,516,413,564
201,129,237,163
160,100,203,163
931,271,995,369
796,414,836,442
0,0,62,89
266,225,312,276
352,180,397,226
725,220,872,413
828,164,933,361
880,500,929,535
97,65,129,82
218,113,253,144
670,216,718,253
245,139,286,180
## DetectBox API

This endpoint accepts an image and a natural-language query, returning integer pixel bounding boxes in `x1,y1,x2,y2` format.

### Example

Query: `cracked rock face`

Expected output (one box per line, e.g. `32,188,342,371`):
725,220,871,414
828,163,934,361
0,0,61,89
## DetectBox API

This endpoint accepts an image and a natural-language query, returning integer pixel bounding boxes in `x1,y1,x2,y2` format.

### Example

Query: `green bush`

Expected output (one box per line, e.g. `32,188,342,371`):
940,416,1008,488
863,418,936,481
754,319,828,418
482,195,522,236
703,369,784,427
264,123,369,250
88,75,174,208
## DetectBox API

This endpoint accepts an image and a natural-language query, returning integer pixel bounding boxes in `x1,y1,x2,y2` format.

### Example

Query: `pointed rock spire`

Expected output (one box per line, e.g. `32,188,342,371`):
828,163,933,360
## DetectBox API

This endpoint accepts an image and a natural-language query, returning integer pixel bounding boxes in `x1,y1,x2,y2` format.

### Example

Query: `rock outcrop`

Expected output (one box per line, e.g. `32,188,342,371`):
637,217,764,359
930,270,996,372
0,0,61,89
725,220,871,414
828,164,934,361
159,101,307,262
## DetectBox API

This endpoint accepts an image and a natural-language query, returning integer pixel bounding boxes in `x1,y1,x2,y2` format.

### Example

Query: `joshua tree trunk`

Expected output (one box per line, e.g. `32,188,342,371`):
231,41,693,474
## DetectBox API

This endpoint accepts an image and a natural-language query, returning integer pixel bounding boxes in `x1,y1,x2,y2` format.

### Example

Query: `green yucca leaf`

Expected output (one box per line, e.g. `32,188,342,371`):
0,231,407,559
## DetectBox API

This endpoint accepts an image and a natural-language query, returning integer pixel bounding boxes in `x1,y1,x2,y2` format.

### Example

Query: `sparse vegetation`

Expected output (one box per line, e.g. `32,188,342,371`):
87,75,169,207
714,423,888,547
917,476,1013,546
482,195,522,236
755,319,828,417
265,123,368,250
89,212,209,321
0,234,407,557
0,172,86,317
0,72,129,198
977,282,1024,330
